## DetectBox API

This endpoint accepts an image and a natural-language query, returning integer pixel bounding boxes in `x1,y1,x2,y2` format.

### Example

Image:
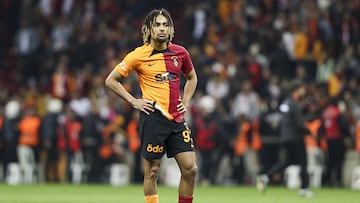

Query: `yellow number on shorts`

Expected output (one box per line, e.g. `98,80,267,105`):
182,130,191,143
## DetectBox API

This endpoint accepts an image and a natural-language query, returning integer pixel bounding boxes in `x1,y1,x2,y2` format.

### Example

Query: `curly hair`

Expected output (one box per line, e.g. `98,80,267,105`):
141,8,175,44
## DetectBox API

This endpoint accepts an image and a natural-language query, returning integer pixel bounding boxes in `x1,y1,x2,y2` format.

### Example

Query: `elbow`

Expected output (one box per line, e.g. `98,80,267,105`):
104,77,110,88
104,76,112,89
104,77,113,90
105,70,122,89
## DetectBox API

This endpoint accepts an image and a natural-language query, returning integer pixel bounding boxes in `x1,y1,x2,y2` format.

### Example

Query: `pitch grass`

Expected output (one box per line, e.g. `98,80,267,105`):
0,184,359,203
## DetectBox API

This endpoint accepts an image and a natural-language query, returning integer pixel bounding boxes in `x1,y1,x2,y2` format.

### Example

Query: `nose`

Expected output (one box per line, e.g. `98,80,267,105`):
159,24,166,31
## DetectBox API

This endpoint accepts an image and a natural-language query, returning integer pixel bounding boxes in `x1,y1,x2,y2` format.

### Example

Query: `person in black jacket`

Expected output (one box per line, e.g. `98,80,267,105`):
256,81,314,197
320,98,350,187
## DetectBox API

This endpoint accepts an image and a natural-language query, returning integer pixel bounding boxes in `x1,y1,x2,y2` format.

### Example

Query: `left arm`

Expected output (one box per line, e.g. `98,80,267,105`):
293,102,311,135
177,69,198,113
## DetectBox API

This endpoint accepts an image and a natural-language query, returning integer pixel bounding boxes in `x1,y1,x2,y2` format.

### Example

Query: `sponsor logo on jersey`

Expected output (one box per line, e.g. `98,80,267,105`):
155,72,178,82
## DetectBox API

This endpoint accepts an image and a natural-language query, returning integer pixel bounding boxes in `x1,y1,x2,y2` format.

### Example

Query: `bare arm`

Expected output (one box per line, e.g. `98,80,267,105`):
177,68,198,113
105,69,154,114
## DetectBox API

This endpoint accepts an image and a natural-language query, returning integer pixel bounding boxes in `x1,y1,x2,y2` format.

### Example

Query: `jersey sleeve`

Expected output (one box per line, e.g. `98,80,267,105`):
115,51,137,77
182,49,194,74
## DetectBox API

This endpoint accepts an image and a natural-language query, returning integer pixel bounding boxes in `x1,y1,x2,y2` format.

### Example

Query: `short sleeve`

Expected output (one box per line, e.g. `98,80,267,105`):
115,51,137,77
182,49,194,74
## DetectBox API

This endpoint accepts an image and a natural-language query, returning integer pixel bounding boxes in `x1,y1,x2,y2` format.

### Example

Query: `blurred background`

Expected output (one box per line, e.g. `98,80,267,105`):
0,0,360,189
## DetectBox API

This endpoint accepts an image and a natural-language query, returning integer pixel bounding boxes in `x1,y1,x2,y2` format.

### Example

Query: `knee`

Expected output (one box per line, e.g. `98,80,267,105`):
150,166,160,182
145,161,161,182
182,163,198,180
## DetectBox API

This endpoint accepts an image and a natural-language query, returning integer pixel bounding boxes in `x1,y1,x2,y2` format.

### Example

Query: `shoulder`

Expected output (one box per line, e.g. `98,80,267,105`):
168,43,189,54
126,44,152,59
119,44,151,73
131,44,151,54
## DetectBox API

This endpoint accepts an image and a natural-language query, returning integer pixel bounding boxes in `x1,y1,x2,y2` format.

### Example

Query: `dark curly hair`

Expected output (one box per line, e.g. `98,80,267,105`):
141,8,175,44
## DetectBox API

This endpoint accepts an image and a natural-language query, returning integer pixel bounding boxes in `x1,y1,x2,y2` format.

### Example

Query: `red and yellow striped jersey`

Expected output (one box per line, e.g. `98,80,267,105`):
115,43,194,122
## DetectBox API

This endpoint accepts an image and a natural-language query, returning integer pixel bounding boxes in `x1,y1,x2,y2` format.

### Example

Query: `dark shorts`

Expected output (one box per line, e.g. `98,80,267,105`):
138,110,195,160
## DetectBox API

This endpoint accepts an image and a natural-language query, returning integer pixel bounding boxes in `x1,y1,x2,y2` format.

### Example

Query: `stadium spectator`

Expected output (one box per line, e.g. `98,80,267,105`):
39,97,63,182
231,80,261,121
14,19,40,82
257,81,314,197
56,105,82,183
17,106,41,183
79,103,103,183
193,95,218,185
257,100,282,185
126,111,142,183
97,115,129,182
320,98,351,187
233,115,262,185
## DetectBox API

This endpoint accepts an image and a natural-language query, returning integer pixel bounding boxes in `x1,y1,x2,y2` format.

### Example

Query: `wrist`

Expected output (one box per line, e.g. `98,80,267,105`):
128,97,136,107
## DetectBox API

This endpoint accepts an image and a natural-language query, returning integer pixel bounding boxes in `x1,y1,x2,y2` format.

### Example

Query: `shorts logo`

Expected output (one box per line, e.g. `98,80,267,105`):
146,144,164,153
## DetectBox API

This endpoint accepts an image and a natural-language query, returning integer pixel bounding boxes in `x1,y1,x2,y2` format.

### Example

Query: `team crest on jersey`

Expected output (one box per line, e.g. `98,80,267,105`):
171,56,179,67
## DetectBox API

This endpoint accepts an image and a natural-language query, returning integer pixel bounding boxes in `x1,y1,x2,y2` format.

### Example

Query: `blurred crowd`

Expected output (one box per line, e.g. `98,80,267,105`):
1,0,360,187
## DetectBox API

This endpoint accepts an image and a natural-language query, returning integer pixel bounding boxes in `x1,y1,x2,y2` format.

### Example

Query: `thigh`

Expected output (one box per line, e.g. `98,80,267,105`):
165,122,195,158
290,140,307,165
175,151,197,172
283,140,306,165
139,111,172,160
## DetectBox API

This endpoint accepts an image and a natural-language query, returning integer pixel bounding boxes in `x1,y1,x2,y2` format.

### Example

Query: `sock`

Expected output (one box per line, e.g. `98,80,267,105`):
179,196,193,203
144,194,159,203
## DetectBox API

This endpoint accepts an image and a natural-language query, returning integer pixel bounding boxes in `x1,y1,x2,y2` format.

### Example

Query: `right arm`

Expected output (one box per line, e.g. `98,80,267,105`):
105,69,154,114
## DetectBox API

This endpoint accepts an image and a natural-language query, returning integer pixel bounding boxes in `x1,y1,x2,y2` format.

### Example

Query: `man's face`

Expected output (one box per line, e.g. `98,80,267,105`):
151,14,170,43
297,86,306,99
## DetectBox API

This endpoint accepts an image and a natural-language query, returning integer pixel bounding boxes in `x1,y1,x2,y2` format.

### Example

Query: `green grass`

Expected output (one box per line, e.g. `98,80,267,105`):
0,184,359,203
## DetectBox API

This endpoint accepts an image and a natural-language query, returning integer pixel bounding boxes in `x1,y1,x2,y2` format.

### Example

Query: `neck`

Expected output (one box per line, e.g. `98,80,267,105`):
150,40,168,50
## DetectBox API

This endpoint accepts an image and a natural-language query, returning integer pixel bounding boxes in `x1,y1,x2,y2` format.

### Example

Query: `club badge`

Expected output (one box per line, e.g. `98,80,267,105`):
171,56,179,67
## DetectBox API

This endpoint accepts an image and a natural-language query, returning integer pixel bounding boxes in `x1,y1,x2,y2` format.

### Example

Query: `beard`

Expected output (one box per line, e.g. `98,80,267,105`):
155,36,168,43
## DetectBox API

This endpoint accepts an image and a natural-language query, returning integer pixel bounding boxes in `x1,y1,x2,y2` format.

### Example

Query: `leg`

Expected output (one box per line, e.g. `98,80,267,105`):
57,152,68,183
257,143,293,192
199,150,213,184
326,140,336,186
292,140,313,197
232,155,245,184
175,151,197,201
295,142,309,189
143,158,161,203
333,139,346,187
143,158,161,196
265,145,292,177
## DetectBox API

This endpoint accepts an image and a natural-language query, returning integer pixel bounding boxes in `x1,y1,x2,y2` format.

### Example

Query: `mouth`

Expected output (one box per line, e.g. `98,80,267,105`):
158,33,166,38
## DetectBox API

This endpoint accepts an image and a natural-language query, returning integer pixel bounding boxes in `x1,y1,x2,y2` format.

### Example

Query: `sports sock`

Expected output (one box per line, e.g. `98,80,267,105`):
144,194,159,203
179,196,193,203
